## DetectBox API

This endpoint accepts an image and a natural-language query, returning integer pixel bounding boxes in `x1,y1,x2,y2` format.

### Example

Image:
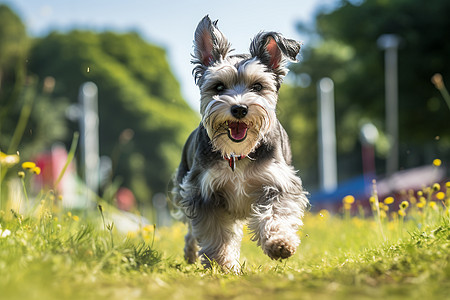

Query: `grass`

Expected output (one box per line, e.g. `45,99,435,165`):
0,174,449,300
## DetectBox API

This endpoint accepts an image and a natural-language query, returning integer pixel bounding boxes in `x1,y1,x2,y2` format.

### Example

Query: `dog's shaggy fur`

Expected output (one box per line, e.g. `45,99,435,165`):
172,16,309,272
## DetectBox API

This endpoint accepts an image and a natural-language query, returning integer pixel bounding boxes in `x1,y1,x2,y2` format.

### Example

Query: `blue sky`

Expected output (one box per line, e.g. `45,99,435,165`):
2,0,338,110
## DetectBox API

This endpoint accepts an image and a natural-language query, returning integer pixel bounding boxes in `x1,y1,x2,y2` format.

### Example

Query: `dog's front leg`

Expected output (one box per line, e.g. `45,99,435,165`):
191,207,243,273
249,182,308,260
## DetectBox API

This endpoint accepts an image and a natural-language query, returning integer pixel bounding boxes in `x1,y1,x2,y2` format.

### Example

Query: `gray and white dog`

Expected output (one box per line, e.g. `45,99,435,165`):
172,15,309,272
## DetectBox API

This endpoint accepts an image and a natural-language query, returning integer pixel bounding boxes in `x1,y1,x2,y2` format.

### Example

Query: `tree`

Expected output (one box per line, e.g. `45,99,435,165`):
280,0,450,189
0,5,28,131
28,30,199,203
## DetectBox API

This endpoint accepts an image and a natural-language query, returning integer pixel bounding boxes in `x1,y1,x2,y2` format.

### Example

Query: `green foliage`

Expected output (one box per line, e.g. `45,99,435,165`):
28,30,199,202
0,4,199,205
280,0,450,187
0,6,68,161
0,5,29,134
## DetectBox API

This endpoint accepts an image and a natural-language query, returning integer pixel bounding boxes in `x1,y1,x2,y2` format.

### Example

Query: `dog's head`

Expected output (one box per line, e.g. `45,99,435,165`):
192,16,301,158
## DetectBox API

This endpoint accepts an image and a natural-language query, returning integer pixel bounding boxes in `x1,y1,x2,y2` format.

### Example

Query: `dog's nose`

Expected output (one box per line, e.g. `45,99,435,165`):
230,105,248,119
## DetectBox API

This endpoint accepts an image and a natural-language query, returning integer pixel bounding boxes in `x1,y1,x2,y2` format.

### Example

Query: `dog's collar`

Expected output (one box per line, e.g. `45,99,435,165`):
223,154,246,171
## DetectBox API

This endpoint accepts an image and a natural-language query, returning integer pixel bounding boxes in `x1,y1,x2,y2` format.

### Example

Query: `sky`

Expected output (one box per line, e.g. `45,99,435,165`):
2,0,339,110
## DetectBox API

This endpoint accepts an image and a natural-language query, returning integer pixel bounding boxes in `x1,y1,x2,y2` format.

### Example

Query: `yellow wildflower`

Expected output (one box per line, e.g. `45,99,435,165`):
22,162,36,170
433,159,442,167
72,215,79,222
436,192,445,201
343,195,355,204
319,209,330,218
18,171,25,178
343,203,352,210
429,201,437,209
143,225,154,232
417,202,426,208
417,190,423,197
0,152,20,167
398,210,406,217
32,167,41,175
400,201,409,209
432,183,441,192
384,197,394,205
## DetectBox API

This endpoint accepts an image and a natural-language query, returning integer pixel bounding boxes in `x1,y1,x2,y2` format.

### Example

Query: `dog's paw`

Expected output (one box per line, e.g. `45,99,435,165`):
263,235,299,260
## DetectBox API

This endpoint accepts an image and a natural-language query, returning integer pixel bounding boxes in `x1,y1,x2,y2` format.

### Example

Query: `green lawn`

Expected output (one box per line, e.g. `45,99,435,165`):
1,183,449,300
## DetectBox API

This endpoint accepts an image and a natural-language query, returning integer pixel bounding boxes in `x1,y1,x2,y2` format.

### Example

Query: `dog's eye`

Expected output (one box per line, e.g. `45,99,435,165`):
251,83,263,92
214,83,226,93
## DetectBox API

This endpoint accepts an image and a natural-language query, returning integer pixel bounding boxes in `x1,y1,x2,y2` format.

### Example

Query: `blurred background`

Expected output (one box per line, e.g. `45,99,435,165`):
0,0,449,223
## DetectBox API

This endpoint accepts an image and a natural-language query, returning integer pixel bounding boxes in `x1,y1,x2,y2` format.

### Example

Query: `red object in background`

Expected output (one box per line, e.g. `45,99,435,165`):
34,145,75,191
116,187,136,211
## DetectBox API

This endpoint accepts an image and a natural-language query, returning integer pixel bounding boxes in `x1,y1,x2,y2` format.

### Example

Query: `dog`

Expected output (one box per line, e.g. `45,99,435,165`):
171,15,309,272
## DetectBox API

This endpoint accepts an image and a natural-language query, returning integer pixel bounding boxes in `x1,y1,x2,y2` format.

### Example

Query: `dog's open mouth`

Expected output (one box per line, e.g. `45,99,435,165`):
227,121,248,143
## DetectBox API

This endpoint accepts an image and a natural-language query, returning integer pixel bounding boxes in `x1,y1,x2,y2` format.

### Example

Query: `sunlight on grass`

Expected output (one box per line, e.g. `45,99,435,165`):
0,149,449,299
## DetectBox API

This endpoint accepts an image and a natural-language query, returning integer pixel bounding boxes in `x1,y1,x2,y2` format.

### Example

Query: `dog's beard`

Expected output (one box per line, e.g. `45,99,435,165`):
202,94,275,158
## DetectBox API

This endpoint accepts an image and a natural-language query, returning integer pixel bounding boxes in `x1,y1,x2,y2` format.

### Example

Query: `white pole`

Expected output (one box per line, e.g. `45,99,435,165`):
377,34,400,176
79,82,99,205
317,77,338,192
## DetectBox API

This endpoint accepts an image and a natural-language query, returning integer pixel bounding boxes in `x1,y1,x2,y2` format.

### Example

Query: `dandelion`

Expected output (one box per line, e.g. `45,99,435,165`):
436,192,445,201
343,203,352,210
72,215,79,222
400,201,409,209
384,197,394,205
21,162,36,170
432,183,441,192
143,225,154,232
398,210,406,217
343,195,355,204
433,159,442,167
417,190,423,197
31,166,41,175
319,209,330,219
417,201,426,208
18,171,25,178
0,152,20,167
429,201,437,209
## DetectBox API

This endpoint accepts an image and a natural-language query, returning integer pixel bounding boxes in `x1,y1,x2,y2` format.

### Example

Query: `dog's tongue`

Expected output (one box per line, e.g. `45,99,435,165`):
228,121,248,141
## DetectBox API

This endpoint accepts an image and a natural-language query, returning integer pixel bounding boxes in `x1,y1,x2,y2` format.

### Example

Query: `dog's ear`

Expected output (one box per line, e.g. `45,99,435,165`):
192,16,231,82
250,32,301,77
